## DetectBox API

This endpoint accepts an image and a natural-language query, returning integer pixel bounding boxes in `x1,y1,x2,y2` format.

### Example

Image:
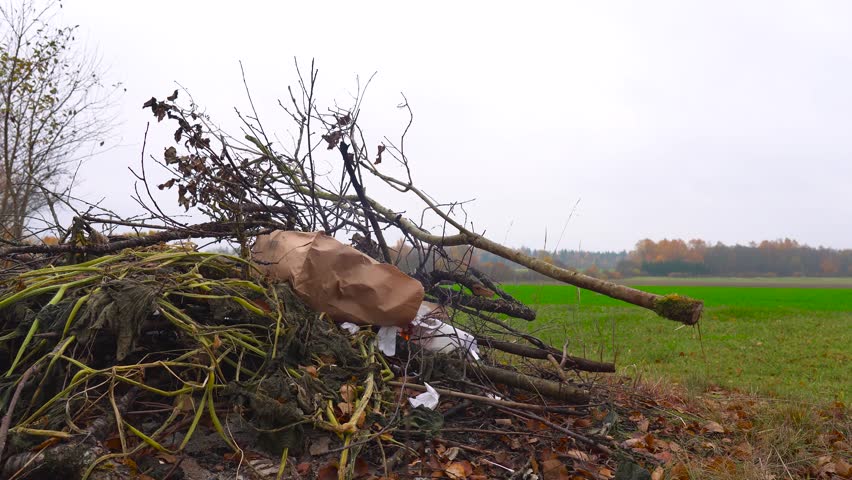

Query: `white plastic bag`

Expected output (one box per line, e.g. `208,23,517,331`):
408,382,440,410
376,326,400,356
410,302,480,360
339,322,360,335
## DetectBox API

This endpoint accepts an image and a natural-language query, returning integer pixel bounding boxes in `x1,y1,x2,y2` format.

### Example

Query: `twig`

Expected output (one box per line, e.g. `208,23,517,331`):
0,360,39,460
497,407,612,456
775,447,795,480
481,458,515,474
388,381,584,414
546,354,569,382
339,141,392,263
434,437,496,456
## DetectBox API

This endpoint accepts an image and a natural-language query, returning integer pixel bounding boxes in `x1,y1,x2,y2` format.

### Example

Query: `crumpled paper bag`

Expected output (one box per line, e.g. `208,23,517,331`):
252,231,424,327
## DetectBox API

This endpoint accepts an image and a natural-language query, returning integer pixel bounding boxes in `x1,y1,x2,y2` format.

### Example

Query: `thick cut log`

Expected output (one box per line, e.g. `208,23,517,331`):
441,358,589,403
432,235,702,324
475,363,589,404
366,201,703,325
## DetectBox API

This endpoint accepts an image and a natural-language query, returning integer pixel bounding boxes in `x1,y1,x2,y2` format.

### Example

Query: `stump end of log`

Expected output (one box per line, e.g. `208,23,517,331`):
653,294,703,325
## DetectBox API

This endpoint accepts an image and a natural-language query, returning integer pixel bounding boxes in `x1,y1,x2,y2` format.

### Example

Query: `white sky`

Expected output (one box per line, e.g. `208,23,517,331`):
60,0,852,251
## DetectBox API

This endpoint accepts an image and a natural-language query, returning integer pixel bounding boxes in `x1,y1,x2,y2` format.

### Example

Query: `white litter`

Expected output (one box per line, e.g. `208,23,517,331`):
410,303,480,360
408,382,440,410
376,326,400,356
339,322,360,335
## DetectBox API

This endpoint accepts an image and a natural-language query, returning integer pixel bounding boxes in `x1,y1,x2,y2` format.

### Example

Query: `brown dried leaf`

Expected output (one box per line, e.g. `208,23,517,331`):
322,131,342,149
703,421,725,434
336,113,351,126
445,460,473,479
622,437,644,449
441,446,460,461
654,450,674,464
104,436,122,452
736,419,754,430
563,449,590,462
340,384,356,403
164,146,178,163
158,178,176,190
317,461,339,480
732,441,753,460
835,458,851,477
707,457,737,475
573,418,592,428
651,466,664,480
338,401,353,416
628,411,645,422
296,462,311,476
353,457,371,478
167,89,178,101
376,144,385,164
540,458,570,480
670,462,691,480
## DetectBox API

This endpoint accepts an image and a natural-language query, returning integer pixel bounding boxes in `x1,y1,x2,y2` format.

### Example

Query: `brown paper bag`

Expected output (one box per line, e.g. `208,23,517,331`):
252,231,424,327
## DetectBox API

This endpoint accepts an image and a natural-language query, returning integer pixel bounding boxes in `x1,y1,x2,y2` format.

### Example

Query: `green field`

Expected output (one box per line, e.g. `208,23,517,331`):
500,283,852,400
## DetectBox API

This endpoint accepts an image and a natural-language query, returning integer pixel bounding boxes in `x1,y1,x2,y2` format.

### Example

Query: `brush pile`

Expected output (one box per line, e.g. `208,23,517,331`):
0,245,612,480
0,65,705,479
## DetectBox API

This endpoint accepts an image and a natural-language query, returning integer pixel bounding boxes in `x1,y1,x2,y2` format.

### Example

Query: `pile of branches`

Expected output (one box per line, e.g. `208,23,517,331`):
0,63,705,479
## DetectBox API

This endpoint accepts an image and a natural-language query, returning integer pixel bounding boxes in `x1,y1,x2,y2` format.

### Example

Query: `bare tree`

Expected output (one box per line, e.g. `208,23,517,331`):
0,0,118,242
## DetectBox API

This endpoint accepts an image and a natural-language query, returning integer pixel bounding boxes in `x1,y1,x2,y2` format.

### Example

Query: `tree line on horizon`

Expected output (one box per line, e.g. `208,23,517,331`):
440,238,852,282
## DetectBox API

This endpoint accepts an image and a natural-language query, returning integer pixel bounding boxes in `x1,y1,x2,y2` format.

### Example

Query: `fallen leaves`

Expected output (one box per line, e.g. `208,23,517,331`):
702,421,725,434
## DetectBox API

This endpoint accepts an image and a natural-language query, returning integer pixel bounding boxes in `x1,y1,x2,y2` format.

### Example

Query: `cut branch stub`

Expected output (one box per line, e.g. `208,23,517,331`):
653,294,704,325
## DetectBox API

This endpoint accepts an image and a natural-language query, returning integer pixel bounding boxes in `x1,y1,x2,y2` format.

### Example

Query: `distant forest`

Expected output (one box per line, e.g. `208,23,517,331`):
461,238,852,282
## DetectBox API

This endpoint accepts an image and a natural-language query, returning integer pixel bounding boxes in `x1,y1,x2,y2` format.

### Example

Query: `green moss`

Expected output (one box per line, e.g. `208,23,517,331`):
653,294,702,324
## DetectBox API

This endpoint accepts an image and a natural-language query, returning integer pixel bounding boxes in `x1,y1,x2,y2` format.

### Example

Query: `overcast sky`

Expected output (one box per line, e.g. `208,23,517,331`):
60,0,852,251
